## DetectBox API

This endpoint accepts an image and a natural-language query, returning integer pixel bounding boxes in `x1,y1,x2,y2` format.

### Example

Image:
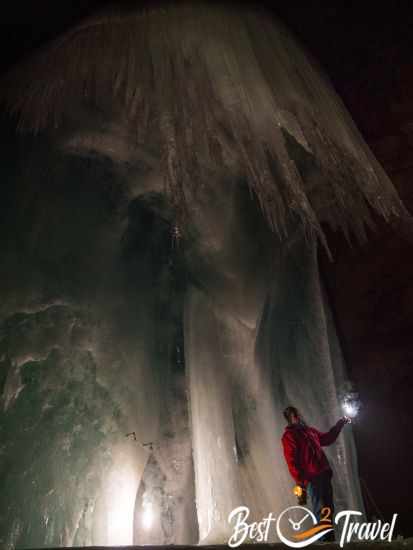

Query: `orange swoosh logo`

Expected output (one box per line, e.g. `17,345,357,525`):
293,523,332,540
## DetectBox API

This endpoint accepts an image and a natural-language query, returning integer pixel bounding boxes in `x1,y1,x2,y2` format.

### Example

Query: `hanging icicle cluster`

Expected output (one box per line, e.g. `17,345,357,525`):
1,3,409,252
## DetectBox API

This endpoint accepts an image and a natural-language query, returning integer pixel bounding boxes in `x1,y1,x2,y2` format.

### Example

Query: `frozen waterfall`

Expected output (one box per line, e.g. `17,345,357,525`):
0,153,365,546
0,2,403,547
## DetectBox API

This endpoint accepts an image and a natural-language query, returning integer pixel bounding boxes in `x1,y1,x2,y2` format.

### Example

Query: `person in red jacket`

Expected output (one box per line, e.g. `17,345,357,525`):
281,406,350,537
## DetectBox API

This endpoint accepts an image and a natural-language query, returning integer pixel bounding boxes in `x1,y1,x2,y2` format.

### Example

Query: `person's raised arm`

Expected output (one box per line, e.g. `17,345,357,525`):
314,417,350,446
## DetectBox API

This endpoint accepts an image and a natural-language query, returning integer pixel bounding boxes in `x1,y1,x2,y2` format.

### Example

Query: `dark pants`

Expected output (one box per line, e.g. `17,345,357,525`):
307,470,335,541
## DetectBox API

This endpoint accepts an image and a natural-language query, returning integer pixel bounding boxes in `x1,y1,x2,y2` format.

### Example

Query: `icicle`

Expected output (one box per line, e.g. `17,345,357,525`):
0,2,409,251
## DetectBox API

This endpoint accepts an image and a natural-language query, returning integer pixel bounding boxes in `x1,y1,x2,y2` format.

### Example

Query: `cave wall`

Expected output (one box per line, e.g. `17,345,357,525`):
0,135,197,548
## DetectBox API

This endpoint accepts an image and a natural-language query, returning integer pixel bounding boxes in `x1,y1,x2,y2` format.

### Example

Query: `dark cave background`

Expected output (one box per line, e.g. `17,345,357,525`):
1,0,413,537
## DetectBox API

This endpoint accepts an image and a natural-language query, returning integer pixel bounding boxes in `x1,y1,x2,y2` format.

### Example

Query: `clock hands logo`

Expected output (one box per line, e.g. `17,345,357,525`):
288,511,310,531
276,506,334,548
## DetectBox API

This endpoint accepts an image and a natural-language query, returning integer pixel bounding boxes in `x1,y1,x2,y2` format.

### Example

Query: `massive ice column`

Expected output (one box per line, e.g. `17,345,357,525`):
253,230,366,538
185,287,243,543
183,220,365,543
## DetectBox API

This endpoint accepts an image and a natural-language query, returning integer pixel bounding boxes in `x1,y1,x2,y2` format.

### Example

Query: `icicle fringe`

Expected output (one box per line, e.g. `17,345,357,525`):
0,3,409,252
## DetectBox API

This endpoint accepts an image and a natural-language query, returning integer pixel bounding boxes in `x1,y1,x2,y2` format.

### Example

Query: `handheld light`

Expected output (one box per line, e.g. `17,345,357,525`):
293,485,303,498
342,392,360,419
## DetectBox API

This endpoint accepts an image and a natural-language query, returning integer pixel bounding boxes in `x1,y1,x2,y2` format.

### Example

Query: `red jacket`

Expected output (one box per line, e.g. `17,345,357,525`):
281,419,346,487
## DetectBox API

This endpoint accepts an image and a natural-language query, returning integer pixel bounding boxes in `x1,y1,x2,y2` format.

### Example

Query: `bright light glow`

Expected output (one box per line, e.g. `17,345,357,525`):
142,501,154,529
342,397,360,418
293,485,303,497
141,489,157,531
107,463,139,545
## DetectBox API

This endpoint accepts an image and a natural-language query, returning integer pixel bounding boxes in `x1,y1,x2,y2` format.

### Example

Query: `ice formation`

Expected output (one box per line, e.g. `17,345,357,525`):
0,3,406,547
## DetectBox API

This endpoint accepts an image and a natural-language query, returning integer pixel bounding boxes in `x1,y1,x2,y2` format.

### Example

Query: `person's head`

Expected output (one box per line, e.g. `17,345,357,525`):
283,406,301,425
